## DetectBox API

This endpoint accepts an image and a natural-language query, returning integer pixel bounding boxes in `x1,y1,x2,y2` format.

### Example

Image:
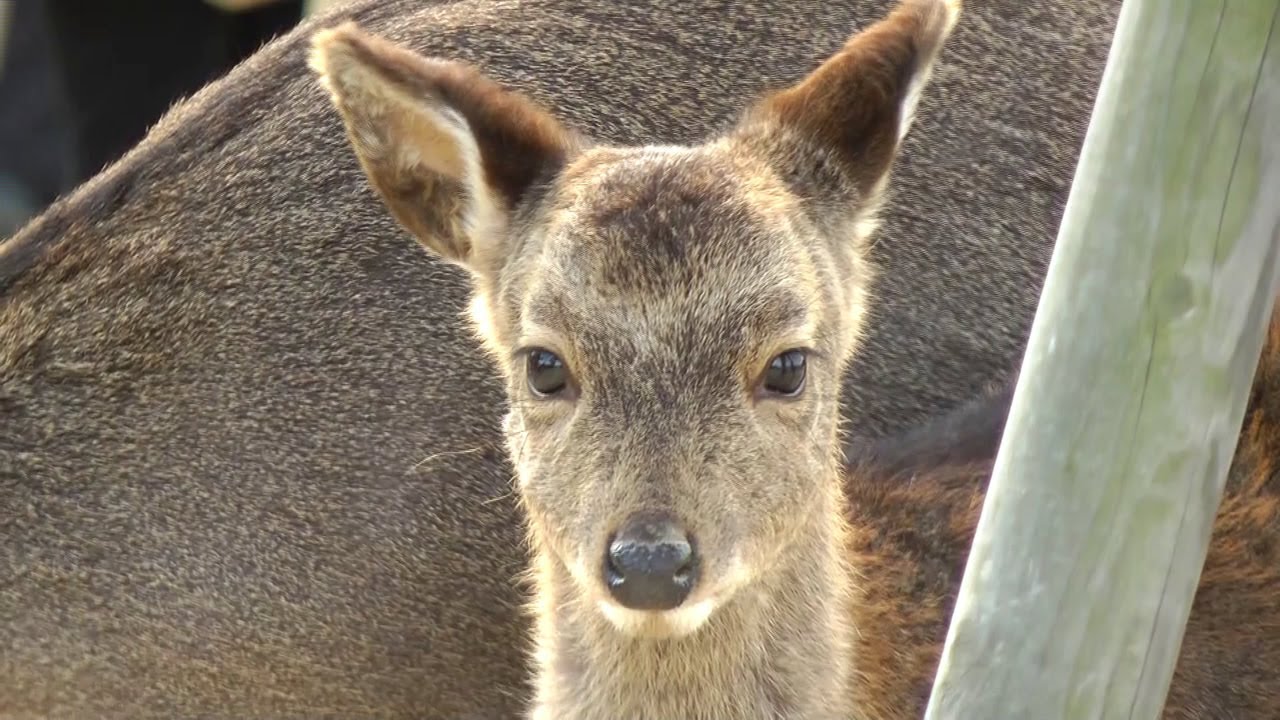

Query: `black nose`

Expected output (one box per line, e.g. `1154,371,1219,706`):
605,513,697,611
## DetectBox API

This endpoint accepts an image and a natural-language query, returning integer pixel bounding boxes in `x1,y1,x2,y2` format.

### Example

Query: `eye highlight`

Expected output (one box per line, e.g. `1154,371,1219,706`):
761,349,807,397
526,348,571,397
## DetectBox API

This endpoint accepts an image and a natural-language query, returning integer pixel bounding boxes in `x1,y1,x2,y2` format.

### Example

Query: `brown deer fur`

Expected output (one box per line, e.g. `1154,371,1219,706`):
314,3,1280,718
1,0,1120,717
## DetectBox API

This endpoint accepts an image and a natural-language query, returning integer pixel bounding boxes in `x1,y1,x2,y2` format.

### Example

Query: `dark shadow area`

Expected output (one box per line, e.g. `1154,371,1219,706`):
0,0,305,238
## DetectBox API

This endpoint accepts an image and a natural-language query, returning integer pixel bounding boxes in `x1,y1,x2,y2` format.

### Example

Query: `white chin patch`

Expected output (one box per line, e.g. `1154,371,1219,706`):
598,598,719,639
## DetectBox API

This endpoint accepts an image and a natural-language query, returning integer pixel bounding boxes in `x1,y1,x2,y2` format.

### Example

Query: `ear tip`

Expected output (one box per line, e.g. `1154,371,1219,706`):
871,0,960,61
903,0,962,35
307,21,367,78
899,0,961,13
938,0,962,29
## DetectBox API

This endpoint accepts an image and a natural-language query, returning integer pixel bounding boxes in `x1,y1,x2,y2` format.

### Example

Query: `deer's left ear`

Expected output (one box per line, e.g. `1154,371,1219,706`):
730,0,960,224
309,23,580,279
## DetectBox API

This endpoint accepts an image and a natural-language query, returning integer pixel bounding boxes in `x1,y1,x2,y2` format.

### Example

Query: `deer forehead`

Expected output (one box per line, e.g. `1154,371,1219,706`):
536,147,824,310
553,144,803,233
512,148,828,364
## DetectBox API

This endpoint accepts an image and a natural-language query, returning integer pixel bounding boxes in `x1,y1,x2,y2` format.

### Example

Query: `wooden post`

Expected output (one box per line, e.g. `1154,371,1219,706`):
924,1,1280,718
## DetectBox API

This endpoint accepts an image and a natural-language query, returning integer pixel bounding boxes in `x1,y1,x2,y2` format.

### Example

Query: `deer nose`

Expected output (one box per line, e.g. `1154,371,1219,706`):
605,513,697,611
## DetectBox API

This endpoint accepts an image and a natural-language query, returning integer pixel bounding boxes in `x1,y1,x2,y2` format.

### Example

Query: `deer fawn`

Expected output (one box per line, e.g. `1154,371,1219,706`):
312,1,963,716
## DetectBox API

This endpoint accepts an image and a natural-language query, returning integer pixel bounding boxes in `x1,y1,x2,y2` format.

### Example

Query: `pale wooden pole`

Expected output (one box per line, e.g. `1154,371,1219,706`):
924,1,1280,718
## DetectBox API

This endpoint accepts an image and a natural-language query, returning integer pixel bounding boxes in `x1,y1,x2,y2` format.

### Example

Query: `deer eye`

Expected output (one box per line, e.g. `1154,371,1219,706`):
761,349,807,397
527,349,570,397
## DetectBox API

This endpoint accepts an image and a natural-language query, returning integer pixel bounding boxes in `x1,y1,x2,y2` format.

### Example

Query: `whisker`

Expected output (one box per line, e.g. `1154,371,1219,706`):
410,445,486,473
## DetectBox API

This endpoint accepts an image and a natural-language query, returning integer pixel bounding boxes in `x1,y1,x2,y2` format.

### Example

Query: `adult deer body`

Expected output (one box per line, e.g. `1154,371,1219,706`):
1,0,1117,716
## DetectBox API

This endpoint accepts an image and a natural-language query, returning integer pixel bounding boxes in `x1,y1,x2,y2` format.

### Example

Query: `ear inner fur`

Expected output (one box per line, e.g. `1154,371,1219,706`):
309,22,578,265
745,0,960,198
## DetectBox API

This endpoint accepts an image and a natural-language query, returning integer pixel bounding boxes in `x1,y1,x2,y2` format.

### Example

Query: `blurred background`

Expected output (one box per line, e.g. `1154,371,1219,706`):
0,0,344,238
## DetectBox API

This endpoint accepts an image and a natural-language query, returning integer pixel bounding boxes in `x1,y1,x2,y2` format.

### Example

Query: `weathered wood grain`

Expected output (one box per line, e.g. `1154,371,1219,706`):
925,1,1280,717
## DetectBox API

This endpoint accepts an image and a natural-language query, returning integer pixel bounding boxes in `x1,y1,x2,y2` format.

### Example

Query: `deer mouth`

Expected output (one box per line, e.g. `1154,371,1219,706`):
596,596,721,640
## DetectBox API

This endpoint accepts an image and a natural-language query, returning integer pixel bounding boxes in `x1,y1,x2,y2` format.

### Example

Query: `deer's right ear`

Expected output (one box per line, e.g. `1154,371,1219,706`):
309,23,577,277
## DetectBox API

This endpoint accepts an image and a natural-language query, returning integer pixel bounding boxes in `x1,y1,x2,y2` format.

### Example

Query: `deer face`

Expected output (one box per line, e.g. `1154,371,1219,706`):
311,0,959,638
